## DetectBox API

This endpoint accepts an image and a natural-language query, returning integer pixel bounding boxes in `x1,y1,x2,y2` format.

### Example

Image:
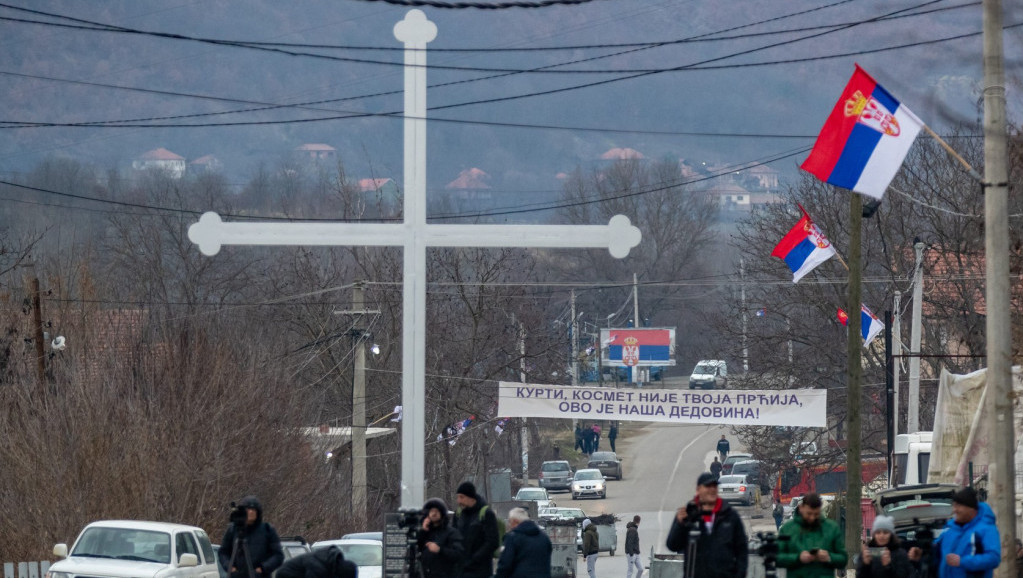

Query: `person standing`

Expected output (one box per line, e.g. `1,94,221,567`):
666,473,748,578
716,435,730,462
455,482,500,578
574,424,584,453
592,424,602,452
608,423,618,453
275,547,357,578
582,519,599,578
219,496,284,578
856,515,912,578
494,508,551,578
771,498,784,530
419,498,465,578
709,457,722,479
927,487,1000,578
776,493,847,578
625,515,643,578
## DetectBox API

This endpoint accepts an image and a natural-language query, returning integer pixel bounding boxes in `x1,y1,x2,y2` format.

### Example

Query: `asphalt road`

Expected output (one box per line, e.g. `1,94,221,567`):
551,421,779,578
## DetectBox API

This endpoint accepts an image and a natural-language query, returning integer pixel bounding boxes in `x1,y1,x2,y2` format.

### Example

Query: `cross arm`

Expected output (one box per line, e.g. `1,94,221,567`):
426,214,641,258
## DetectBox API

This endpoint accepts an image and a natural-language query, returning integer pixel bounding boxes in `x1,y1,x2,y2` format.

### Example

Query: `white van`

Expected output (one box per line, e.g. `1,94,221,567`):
893,431,932,486
689,360,727,389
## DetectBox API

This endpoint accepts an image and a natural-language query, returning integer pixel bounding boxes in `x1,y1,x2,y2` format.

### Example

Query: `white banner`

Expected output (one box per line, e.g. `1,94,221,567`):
498,382,827,427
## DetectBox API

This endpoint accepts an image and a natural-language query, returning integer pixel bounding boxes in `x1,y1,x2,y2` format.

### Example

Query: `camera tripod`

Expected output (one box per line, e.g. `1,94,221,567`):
226,531,257,578
403,529,425,578
684,520,700,578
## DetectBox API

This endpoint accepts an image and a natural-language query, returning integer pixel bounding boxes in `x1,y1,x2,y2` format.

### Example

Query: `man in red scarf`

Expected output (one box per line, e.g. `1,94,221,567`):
666,472,749,578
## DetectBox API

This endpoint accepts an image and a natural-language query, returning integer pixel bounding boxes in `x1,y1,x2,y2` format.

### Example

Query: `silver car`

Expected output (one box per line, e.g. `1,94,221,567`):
570,468,607,500
717,474,760,506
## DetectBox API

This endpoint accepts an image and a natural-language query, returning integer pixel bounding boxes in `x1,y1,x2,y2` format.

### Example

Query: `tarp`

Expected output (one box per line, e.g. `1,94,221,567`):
497,382,827,427
928,366,1023,485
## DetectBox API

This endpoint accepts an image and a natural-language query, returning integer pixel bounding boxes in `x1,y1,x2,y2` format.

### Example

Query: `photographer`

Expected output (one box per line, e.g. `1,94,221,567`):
276,547,357,578
776,493,846,578
418,498,465,578
856,516,912,578
910,487,1000,578
219,496,284,578
666,472,748,578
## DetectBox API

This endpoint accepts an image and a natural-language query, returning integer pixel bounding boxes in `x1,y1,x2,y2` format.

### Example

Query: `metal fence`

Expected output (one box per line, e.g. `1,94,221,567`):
3,561,51,578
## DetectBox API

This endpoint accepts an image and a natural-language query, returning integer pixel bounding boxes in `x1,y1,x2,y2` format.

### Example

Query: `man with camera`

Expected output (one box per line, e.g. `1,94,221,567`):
776,493,847,578
219,496,284,578
909,487,1000,578
418,498,465,578
666,472,748,578
454,482,500,578
276,547,357,578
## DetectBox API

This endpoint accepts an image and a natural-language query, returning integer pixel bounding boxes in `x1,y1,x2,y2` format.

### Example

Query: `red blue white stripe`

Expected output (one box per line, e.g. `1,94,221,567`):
838,305,885,347
771,206,837,283
801,65,923,199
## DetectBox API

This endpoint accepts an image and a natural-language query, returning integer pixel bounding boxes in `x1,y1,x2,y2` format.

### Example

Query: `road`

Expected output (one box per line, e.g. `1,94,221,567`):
550,420,778,577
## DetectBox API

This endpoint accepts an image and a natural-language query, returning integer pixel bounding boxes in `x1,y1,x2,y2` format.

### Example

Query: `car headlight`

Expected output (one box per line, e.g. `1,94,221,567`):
46,571,71,578
595,483,604,490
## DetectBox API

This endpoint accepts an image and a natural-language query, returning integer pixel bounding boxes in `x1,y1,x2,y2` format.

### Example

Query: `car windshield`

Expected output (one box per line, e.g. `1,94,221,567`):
695,364,716,374
718,475,746,484
71,527,172,564
724,455,751,466
590,453,615,461
732,462,758,474
517,489,547,500
338,544,382,567
554,508,585,518
574,470,602,481
542,462,569,472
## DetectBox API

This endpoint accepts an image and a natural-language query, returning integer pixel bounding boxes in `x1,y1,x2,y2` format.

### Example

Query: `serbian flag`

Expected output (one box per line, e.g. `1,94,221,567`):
771,206,837,283
801,65,923,199
838,305,885,347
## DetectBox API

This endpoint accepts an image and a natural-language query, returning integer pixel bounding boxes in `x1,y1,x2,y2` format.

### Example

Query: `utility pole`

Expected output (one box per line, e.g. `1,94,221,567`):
519,320,529,486
632,273,641,384
571,290,578,429
741,258,749,373
845,192,864,563
892,292,902,437
908,240,925,433
982,1,1018,575
23,261,47,393
885,310,895,482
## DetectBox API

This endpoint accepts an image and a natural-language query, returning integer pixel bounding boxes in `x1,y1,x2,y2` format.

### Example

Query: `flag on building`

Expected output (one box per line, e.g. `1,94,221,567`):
801,64,923,199
771,206,837,282
838,305,885,347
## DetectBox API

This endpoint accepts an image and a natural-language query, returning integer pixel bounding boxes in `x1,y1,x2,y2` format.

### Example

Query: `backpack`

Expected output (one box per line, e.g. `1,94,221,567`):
478,505,506,559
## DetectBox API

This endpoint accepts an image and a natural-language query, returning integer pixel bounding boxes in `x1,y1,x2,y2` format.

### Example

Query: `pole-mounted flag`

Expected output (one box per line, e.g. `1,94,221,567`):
838,304,885,347
771,205,838,283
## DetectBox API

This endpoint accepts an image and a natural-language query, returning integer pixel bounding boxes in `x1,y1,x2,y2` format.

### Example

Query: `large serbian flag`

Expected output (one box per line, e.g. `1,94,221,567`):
801,65,923,199
771,205,837,283
838,305,885,347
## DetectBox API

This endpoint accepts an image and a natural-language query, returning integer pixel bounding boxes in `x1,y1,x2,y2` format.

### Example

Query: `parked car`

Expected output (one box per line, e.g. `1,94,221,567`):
340,532,383,542
689,360,728,389
872,483,957,543
279,536,312,561
587,451,623,480
514,486,555,510
310,538,382,578
717,474,761,506
721,452,753,475
730,459,769,492
570,468,607,500
539,460,574,492
537,507,586,551
49,520,220,578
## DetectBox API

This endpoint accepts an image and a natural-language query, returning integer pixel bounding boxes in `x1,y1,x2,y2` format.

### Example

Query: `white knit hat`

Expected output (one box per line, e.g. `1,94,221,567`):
871,515,895,534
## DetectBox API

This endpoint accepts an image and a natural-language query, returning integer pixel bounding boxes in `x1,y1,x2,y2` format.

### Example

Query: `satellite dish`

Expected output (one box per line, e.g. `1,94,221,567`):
51,335,66,351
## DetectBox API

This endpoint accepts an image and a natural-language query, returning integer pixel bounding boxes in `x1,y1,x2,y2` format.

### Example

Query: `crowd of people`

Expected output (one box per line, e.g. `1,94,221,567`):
574,423,618,455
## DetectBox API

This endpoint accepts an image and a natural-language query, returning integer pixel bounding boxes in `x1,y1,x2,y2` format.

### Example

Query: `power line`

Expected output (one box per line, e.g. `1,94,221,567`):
346,0,607,8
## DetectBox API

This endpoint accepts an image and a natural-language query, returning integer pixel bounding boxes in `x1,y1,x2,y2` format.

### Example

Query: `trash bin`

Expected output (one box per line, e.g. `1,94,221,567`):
595,524,617,556
648,551,685,578
546,521,578,578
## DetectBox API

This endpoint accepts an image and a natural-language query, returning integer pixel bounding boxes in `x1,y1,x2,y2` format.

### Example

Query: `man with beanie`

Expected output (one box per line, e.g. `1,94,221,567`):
625,515,643,578
455,481,500,578
920,487,1001,578
666,472,748,578
856,515,911,578
495,508,551,578
776,493,846,578
219,496,284,578
276,547,357,578
581,519,599,578
419,498,464,578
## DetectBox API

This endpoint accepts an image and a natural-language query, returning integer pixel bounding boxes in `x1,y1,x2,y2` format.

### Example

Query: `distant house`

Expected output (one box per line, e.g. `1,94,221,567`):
189,154,222,174
600,147,645,161
295,143,337,161
745,164,780,190
707,180,752,210
358,178,399,196
446,168,492,200
133,148,186,179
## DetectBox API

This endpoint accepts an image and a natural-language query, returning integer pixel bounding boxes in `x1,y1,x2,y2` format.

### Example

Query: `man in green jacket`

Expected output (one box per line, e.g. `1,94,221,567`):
776,493,847,578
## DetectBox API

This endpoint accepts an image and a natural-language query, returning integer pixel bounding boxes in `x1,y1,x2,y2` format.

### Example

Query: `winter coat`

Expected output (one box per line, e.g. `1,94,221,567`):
219,496,285,578
419,521,465,578
494,521,552,578
666,498,748,578
625,522,640,556
582,524,600,557
776,509,848,578
856,539,913,578
933,503,1001,578
710,462,723,477
455,497,500,578
716,439,730,454
276,547,358,578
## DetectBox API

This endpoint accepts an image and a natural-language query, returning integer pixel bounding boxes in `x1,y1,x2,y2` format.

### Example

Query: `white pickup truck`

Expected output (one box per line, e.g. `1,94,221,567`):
47,520,221,578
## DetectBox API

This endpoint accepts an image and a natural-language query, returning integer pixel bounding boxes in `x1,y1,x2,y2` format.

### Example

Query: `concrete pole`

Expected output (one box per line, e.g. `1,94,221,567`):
907,241,925,433
351,282,368,522
981,1,1018,574
571,290,578,429
845,192,864,561
519,321,528,485
892,291,902,437
633,273,641,384
741,258,749,373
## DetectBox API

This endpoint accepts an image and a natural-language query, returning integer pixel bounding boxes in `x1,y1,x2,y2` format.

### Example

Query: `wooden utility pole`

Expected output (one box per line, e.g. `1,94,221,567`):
24,261,47,393
981,1,1018,575
845,193,864,561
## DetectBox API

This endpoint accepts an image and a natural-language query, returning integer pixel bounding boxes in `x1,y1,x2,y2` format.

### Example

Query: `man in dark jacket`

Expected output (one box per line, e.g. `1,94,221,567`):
219,496,284,578
608,424,618,453
574,424,584,453
716,435,730,462
419,498,464,578
582,519,599,578
495,508,551,578
666,472,748,578
276,547,357,578
625,515,642,578
454,482,499,578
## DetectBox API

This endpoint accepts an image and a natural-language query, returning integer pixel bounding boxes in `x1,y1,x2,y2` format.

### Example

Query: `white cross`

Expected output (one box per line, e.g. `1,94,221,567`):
188,9,641,508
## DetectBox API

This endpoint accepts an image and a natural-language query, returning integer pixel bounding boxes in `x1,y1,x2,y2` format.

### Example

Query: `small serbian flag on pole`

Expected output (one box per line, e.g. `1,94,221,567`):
801,64,923,199
838,305,885,347
771,205,837,283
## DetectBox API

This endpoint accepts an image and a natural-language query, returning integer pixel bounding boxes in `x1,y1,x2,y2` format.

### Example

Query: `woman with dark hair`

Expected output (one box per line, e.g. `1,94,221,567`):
418,498,464,578
857,516,913,578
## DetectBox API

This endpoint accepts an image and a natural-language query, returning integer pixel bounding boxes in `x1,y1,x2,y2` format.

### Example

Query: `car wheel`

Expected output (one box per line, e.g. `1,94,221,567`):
572,493,577,500
609,549,615,557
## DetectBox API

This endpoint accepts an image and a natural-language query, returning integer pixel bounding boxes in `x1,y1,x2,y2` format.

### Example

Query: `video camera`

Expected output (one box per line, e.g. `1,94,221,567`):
229,502,249,529
756,531,790,578
397,508,424,543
